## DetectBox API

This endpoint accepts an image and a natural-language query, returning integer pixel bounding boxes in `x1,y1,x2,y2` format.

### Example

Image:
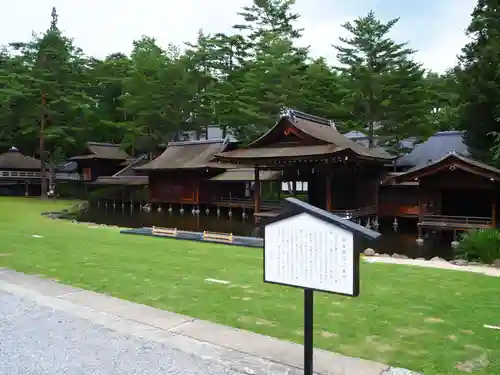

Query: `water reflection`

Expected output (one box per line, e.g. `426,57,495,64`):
77,208,256,236
76,208,455,259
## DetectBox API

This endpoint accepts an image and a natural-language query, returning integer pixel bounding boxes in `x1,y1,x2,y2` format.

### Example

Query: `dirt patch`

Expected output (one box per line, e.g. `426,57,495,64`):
320,330,338,338
364,335,395,353
395,327,428,335
461,330,474,335
238,316,252,323
448,335,458,341
241,297,252,301
255,318,276,327
0,253,11,257
456,354,489,373
424,317,444,324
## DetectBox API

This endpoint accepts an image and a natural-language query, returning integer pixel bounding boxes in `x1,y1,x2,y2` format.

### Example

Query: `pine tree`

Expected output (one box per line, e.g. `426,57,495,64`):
228,0,308,141
458,0,500,164
334,11,432,150
5,7,94,196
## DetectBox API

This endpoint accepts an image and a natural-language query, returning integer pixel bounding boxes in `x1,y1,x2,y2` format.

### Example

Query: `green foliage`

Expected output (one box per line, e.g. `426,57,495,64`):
0,2,467,164
456,228,500,264
333,11,435,151
458,0,500,165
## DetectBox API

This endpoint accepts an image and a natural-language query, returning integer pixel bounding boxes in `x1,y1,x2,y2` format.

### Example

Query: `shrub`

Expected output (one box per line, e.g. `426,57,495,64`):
455,228,500,264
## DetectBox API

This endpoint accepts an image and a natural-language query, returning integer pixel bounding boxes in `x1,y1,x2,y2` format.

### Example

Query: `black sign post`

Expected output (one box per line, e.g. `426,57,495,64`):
263,198,380,375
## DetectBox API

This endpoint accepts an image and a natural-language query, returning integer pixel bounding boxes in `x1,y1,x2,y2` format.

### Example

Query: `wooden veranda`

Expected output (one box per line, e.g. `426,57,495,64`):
389,151,500,239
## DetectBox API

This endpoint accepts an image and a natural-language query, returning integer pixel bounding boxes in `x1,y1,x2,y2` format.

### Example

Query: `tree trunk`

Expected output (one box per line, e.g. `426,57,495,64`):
40,93,47,199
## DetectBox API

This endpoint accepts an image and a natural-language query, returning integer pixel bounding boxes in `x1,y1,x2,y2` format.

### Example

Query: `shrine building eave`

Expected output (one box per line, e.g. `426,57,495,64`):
214,145,390,165
389,151,500,184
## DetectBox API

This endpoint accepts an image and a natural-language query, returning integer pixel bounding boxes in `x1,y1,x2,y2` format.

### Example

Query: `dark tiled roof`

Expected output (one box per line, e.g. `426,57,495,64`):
136,139,231,171
70,142,130,161
113,156,149,177
395,131,468,168
391,151,500,183
0,147,41,170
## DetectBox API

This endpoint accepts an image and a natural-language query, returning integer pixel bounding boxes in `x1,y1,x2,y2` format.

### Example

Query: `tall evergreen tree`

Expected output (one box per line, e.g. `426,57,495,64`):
228,0,309,141
334,11,432,150
458,0,500,164
4,7,94,196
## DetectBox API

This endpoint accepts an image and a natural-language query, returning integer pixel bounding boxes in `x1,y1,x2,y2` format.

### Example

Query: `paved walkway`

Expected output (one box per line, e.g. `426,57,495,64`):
363,257,500,277
0,269,417,375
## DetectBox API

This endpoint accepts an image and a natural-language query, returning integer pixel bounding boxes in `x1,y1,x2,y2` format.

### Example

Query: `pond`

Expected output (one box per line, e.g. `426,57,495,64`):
75,207,455,260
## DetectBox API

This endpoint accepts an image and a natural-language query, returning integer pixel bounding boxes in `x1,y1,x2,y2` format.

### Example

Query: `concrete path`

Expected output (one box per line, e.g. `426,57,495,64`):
363,257,500,277
0,268,417,375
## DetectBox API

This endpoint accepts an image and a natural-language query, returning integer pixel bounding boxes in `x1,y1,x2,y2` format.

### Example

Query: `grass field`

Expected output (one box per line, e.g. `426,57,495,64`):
0,197,499,374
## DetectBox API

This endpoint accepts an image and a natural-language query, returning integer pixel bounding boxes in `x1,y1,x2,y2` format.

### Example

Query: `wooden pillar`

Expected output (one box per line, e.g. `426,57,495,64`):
254,166,261,214
417,184,424,223
325,165,332,211
492,189,497,228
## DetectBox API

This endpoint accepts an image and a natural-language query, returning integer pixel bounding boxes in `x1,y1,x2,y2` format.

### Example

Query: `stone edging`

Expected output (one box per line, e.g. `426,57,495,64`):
363,248,500,269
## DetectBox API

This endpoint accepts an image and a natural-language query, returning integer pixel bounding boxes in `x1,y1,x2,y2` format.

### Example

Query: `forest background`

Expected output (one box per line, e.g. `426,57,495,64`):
0,0,498,169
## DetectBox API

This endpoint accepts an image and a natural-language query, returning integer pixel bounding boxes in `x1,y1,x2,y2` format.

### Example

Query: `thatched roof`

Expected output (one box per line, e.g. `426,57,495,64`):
0,147,41,170
215,109,394,164
211,168,280,181
136,139,231,171
70,142,130,161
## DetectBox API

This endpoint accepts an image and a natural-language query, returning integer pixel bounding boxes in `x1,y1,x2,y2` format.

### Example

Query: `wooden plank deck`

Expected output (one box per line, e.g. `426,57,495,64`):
418,214,492,230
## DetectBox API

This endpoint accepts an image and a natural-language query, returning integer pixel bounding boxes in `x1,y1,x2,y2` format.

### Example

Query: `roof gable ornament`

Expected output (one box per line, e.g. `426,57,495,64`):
282,108,336,129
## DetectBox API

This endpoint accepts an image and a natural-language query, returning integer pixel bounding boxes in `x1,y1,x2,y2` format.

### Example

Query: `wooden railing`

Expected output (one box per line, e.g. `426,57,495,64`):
331,205,377,219
0,170,84,181
378,203,420,217
420,214,492,228
212,196,285,210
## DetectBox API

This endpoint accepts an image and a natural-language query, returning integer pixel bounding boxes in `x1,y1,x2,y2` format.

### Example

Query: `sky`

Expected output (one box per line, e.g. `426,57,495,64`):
0,0,477,73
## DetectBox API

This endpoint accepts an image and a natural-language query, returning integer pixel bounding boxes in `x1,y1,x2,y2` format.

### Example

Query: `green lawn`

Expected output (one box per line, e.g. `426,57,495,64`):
0,197,499,375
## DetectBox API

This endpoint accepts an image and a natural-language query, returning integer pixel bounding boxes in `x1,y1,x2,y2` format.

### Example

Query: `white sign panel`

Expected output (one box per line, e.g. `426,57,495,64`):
264,212,355,295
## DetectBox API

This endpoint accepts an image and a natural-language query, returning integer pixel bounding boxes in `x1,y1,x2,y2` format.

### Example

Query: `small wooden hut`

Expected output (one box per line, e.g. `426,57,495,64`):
0,146,42,195
135,138,236,205
389,151,500,233
69,142,132,181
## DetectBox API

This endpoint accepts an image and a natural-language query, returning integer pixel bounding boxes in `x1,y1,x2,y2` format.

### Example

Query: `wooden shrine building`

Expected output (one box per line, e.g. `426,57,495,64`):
0,146,82,196
389,151,500,233
378,131,468,219
69,142,133,182
214,109,394,219
90,156,149,205
135,138,237,206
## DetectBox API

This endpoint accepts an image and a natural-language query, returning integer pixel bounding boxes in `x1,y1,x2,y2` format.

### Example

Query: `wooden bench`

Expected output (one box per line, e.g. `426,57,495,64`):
152,226,178,237
203,231,233,243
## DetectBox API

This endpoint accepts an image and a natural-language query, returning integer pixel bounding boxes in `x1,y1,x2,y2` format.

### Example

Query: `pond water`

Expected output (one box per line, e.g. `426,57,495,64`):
75,207,455,260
